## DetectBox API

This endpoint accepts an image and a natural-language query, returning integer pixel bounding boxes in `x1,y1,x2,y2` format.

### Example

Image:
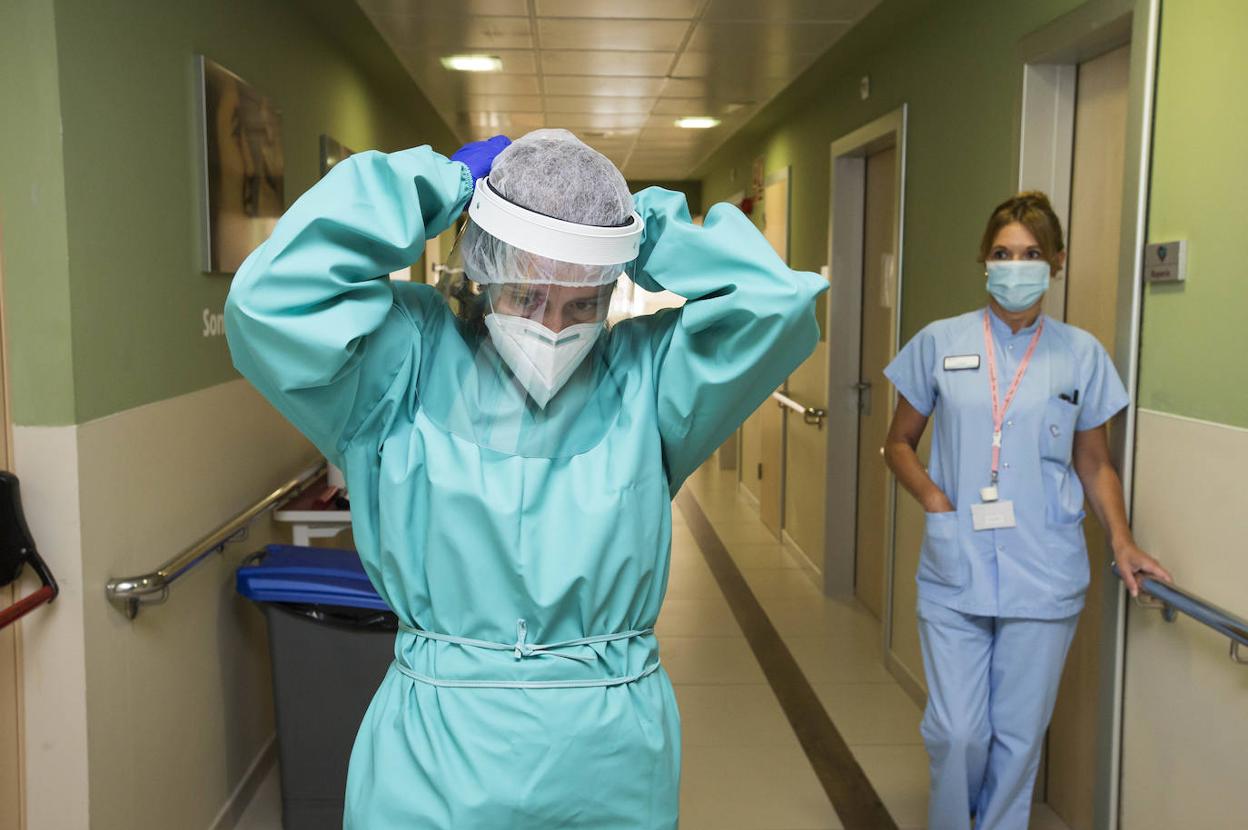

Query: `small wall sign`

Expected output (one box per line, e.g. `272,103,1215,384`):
1144,240,1187,284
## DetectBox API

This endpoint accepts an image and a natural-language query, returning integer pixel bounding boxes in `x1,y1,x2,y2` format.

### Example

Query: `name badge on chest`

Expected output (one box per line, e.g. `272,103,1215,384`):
943,354,981,371
972,500,1017,531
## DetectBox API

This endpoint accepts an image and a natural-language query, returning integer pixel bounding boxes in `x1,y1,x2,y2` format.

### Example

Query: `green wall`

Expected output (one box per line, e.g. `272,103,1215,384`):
627,180,702,215
1138,0,1248,428
697,0,1247,430
2,0,459,426
0,0,76,424
696,0,1087,342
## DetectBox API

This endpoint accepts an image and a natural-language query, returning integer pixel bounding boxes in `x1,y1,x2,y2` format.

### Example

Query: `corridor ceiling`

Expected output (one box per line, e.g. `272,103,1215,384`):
356,0,881,181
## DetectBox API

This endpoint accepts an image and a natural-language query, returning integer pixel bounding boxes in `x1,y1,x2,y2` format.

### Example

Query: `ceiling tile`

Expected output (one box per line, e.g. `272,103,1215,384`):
360,0,528,16
461,74,543,95
542,76,668,97
703,0,874,22
535,0,703,19
672,50,822,78
686,20,851,54
543,95,654,114
465,94,544,111
537,19,691,52
540,50,674,77
459,111,547,129
640,125,718,141
545,112,651,129
404,49,539,75
372,15,534,50
650,97,715,116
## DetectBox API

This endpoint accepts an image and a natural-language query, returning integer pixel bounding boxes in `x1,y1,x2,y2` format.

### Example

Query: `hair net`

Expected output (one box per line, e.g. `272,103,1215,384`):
449,129,641,289
490,129,633,227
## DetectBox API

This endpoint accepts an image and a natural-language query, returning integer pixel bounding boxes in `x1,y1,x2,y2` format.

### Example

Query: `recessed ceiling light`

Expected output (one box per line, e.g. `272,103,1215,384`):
441,55,503,73
675,116,720,129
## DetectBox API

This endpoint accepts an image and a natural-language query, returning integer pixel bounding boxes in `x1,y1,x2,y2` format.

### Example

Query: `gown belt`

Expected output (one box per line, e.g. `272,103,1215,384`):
393,618,661,689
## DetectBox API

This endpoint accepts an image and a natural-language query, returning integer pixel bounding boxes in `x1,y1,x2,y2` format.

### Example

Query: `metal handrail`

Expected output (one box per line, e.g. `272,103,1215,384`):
106,460,326,619
1114,563,1248,665
771,391,827,429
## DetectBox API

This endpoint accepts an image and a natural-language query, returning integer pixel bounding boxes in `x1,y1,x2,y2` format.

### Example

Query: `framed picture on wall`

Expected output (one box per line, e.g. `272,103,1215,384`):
196,55,285,274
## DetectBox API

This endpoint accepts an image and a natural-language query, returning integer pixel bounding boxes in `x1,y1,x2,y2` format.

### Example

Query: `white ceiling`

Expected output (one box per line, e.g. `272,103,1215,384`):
356,0,881,181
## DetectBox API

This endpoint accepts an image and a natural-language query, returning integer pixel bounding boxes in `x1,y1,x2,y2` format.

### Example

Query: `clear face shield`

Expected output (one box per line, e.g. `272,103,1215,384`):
428,178,643,457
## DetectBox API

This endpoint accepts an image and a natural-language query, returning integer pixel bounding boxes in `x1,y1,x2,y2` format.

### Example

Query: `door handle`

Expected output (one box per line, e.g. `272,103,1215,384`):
854,381,873,416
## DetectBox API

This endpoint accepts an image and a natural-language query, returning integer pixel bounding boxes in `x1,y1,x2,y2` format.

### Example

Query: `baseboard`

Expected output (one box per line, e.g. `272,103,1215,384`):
209,734,277,830
736,481,760,508
780,529,823,577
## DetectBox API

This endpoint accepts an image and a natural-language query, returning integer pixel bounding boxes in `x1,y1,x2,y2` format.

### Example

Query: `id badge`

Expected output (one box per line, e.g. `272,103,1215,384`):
972,500,1016,531
943,354,981,371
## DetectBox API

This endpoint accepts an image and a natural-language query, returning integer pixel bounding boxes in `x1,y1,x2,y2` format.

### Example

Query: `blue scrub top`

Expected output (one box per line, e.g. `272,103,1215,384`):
885,307,1129,619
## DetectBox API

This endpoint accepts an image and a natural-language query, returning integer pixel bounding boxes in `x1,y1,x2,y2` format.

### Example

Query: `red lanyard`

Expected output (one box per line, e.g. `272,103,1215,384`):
982,309,1044,485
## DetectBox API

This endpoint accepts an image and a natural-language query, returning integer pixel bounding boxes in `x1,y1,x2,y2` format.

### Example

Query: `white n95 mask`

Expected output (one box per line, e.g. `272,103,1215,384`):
484,313,603,408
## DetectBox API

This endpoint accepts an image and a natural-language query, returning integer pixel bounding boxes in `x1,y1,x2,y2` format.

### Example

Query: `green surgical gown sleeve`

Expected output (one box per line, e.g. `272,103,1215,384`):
629,187,829,492
224,147,473,463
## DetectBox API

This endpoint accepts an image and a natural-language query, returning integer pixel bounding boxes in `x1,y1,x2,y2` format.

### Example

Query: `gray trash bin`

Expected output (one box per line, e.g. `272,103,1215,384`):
238,545,396,830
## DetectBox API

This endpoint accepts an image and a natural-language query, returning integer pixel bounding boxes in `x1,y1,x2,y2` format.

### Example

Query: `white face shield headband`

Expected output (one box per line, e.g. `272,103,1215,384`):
466,177,644,281
445,177,644,407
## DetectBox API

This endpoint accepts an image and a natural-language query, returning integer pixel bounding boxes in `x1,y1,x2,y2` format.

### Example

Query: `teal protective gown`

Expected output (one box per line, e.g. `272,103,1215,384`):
225,147,827,829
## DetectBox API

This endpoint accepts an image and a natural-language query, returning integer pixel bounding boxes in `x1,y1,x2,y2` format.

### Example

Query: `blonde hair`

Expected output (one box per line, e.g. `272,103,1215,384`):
978,191,1064,263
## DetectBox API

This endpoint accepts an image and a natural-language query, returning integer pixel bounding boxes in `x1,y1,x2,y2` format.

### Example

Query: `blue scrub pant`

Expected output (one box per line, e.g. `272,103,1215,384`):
917,599,1079,830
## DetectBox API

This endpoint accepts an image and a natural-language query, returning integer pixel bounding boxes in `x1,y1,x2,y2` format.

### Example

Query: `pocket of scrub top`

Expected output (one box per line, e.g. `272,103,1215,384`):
917,511,968,589
1042,520,1091,602
1040,397,1079,465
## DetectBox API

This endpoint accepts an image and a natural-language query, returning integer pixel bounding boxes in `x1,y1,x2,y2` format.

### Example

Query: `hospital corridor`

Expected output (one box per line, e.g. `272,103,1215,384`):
1,0,1246,829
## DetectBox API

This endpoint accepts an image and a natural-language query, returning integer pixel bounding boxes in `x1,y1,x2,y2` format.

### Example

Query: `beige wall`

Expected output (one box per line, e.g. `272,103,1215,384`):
1119,410,1248,828
15,380,314,829
11,426,89,829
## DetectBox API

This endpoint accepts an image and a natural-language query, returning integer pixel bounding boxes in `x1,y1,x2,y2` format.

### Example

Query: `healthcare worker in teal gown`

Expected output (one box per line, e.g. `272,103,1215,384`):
883,192,1171,830
225,128,827,828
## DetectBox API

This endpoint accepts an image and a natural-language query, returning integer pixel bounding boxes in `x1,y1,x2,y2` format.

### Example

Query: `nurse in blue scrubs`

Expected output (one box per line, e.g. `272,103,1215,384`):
883,192,1171,829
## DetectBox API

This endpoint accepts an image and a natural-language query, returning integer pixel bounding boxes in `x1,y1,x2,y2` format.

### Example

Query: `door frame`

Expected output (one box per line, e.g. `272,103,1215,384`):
821,105,908,630
1015,1,1161,827
763,166,793,537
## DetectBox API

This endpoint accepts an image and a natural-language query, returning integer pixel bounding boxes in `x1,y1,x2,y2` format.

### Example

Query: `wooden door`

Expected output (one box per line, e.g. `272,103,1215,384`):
853,147,898,619
1046,44,1130,830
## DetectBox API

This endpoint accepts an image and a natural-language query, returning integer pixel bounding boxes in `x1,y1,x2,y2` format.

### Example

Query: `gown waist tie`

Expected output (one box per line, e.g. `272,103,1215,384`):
393,618,662,689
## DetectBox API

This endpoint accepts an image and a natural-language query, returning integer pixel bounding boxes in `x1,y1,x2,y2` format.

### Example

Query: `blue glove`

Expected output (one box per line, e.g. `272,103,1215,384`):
451,135,512,184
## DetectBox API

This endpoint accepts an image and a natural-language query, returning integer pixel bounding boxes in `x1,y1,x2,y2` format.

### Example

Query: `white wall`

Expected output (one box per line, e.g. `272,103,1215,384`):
1120,410,1248,828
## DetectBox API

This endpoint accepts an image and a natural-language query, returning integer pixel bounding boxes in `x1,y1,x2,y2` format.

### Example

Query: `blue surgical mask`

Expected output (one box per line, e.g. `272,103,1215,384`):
985,260,1051,311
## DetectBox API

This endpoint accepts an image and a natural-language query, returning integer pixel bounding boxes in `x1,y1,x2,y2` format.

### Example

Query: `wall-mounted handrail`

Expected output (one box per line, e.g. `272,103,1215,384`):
106,460,326,619
1114,563,1248,665
771,391,827,429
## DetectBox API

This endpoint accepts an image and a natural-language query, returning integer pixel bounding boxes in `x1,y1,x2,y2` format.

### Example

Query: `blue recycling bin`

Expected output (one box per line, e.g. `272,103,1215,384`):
238,545,396,830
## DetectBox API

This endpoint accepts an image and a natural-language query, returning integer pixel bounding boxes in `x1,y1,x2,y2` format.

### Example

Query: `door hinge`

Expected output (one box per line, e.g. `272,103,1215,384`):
757,462,764,480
